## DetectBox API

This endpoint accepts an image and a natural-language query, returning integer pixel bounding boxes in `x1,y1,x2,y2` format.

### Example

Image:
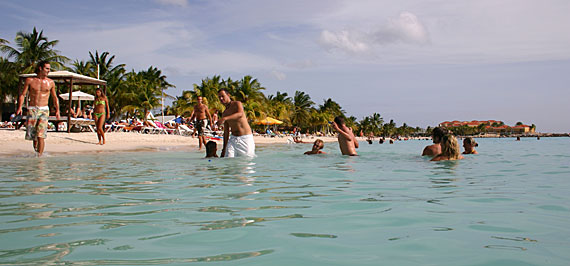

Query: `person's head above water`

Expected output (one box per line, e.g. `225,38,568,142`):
432,127,445,144
313,139,324,150
463,137,478,154
440,134,461,159
205,141,218,157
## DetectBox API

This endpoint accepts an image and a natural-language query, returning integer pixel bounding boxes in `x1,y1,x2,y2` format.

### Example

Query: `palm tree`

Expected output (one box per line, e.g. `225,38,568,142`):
0,38,8,49
383,119,396,137
88,51,126,79
69,60,94,76
84,51,127,119
170,90,194,117
235,75,266,122
193,76,224,113
267,91,293,125
291,91,314,128
319,98,344,118
369,113,383,135
234,75,265,103
309,109,329,133
122,71,161,121
345,116,359,132
0,57,20,119
0,27,68,73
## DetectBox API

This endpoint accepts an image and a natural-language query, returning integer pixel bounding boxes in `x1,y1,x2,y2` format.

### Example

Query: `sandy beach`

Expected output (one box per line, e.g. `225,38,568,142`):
0,129,339,157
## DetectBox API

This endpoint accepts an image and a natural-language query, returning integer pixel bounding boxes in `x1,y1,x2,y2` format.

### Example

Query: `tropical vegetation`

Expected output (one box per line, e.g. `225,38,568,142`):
2,27,535,136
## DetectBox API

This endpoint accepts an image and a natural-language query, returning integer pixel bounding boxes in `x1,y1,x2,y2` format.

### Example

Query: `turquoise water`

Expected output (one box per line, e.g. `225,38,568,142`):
1,138,569,265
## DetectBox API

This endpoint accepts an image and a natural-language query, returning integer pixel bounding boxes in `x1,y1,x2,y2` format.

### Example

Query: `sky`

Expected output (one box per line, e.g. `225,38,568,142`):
1,0,569,132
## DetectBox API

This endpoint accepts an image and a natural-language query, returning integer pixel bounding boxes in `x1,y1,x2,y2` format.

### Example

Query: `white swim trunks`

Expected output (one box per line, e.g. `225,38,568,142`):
226,134,255,157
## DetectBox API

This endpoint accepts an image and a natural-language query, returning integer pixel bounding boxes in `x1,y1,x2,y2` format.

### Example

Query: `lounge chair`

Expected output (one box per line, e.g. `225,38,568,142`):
176,124,194,136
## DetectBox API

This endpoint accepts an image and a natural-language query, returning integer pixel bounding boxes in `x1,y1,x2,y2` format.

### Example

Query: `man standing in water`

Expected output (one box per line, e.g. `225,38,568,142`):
189,96,213,150
422,127,445,156
15,61,60,157
216,88,255,157
331,116,358,156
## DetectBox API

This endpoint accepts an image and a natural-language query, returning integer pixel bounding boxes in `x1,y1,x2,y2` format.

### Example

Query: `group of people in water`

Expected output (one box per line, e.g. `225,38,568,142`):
19,61,484,161
422,127,477,161
293,123,477,161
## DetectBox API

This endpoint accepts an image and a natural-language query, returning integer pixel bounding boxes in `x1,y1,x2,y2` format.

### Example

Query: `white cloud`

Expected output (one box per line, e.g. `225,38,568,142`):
374,12,429,45
270,70,287,80
318,11,429,55
319,30,370,54
154,0,188,8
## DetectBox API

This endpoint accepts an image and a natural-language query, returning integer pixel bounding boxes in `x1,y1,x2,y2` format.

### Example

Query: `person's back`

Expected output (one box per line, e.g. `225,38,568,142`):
422,127,445,156
332,116,358,156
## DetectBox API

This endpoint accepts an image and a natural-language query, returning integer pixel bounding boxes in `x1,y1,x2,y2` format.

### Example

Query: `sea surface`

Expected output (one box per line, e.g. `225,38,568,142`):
1,137,569,265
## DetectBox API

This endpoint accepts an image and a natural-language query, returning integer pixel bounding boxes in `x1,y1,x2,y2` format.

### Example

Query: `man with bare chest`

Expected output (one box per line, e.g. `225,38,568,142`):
216,89,255,157
189,96,212,150
331,116,359,156
15,61,60,157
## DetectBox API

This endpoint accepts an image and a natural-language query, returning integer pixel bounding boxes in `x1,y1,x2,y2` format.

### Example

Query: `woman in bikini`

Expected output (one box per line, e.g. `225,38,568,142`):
93,88,110,145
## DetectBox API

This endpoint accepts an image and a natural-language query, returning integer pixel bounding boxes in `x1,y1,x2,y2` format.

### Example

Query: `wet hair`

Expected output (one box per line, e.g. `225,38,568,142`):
463,137,478,147
334,116,345,126
440,134,461,159
206,141,217,155
35,60,50,74
432,127,445,143
314,139,324,149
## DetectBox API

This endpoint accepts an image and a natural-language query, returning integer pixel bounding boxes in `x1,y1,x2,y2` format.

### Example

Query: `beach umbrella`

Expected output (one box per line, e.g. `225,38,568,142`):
59,90,95,109
59,90,95,101
256,117,283,125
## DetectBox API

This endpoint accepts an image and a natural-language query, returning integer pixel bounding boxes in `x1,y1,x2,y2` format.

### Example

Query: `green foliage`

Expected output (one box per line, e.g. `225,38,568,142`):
0,28,437,131
1,27,69,73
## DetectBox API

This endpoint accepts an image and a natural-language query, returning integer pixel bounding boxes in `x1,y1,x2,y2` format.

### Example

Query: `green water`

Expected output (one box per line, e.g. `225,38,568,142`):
1,138,569,265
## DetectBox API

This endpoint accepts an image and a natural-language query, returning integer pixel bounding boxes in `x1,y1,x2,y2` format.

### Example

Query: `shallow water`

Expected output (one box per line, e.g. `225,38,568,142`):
1,138,569,265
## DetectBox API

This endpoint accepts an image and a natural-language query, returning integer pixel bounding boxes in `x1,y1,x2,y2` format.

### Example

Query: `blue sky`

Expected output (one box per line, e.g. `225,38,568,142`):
1,0,569,132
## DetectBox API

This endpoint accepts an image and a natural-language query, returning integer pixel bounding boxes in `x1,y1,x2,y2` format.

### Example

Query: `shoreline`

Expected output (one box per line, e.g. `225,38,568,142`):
0,129,338,157
2,129,567,158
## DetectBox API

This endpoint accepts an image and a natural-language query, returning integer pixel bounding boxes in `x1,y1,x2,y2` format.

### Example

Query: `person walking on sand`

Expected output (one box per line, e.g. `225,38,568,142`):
15,61,60,157
189,96,213,150
216,88,255,157
422,127,445,157
93,88,110,145
304,139,326,155
331,116,358,156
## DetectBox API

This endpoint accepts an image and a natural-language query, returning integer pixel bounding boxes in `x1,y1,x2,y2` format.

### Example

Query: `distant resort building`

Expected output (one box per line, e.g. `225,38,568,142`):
439,120,535,134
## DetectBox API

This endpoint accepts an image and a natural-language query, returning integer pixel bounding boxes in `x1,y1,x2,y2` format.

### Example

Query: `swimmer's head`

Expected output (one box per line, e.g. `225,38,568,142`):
432,127,445,143
205,141,217,157
463,137,478,147
313,139,324,150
